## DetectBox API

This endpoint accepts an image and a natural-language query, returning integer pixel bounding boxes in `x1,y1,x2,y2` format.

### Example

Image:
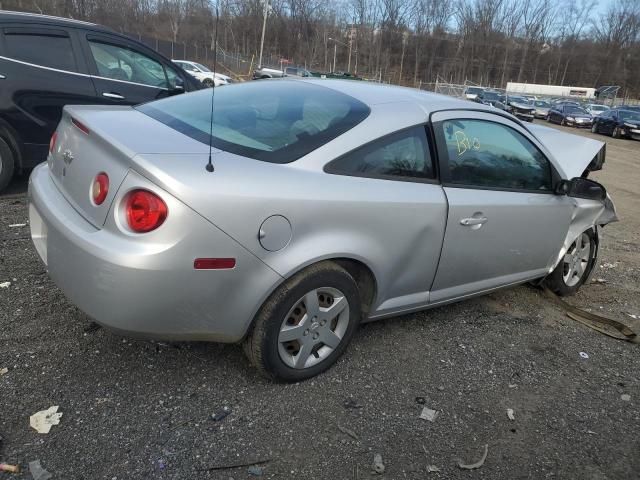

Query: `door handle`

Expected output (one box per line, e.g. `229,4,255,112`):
460,217,488,226
102,92,125,99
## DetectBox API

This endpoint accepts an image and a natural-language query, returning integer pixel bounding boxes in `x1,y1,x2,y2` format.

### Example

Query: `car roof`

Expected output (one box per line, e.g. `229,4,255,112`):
299,78,494,115
0,10,111,33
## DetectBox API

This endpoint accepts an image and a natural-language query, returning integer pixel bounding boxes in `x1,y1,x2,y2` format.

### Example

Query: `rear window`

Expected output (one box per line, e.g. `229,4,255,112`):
4,30,77,72
137,80,370,163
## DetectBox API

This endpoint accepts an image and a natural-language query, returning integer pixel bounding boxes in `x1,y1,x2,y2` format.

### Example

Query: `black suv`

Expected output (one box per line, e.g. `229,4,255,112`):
0,11,199,191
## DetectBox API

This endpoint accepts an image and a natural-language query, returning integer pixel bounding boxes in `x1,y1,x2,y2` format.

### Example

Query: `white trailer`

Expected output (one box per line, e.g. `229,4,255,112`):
506,82,595,99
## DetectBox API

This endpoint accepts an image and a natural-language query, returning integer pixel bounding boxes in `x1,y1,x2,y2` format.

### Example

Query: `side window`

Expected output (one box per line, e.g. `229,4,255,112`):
327,126,434,180
441,119,552,191
88,40,168,88
4,29,77,71
164,65,182,89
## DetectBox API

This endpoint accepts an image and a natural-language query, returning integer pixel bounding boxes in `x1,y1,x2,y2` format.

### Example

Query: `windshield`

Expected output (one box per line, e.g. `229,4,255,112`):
482,92,500,101
534,101,550,107
590,105,608,112
466,87,483,94
137,80,370,163
620,111,640,123
194,62,211,72
508,96,530,104
565,106,588,114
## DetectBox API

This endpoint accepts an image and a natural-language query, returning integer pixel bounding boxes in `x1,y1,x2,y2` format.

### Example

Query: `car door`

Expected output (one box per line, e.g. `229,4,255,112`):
429,110,574,303
80,33,185,105
596,110,610,133
0,24,97,168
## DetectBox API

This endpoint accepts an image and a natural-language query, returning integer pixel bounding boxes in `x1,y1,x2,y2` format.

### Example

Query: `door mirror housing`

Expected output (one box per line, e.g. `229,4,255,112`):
556,177,606,201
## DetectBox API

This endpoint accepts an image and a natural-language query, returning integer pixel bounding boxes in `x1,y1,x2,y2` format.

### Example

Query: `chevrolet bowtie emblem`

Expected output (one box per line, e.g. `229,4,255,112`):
62,150,74,165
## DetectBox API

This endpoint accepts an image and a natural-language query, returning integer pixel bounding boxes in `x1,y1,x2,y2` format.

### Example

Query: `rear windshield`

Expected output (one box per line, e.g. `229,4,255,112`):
137,80,370,163
566,106,587,114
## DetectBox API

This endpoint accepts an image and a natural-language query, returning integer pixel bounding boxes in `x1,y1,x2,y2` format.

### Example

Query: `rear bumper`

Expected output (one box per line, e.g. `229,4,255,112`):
28,164,282,342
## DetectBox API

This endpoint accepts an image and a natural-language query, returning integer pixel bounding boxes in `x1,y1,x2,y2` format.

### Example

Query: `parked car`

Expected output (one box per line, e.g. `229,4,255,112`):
284,66,312,77
533,100,552,119
0,11,199,192
473,90,504,107
463,86,484,100
252,65,311,79
591,109,640,140
612,105,640,112
172,60,232,87
253,66,285,79
29,79,616,381
584,104,610,117
502,95,535,122
547,104,593,127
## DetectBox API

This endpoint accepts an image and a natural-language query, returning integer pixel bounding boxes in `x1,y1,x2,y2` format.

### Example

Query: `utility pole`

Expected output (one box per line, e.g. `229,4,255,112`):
258,0,269,68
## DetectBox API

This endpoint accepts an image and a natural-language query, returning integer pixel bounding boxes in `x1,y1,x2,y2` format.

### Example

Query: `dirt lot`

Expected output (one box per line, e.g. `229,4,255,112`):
1,123,639,480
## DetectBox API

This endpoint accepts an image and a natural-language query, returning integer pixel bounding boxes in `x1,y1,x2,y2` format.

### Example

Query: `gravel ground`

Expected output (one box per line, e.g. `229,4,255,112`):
1,123,639,480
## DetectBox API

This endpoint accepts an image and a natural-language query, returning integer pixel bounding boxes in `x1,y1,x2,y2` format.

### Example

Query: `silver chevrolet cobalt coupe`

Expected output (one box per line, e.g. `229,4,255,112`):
29,80,616,381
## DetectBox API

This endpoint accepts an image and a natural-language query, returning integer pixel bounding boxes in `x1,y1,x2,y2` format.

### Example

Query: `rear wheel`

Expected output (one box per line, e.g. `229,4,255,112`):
561,118,566,126
244,261,361,382
0,137,15,193
544,230,596,296
591,123,598,134
202,78,215,88
613,126,622,139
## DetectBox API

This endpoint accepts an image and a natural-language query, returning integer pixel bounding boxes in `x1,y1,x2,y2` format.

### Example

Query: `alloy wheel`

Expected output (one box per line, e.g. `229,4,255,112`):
277,287,350,369
562,233,591,287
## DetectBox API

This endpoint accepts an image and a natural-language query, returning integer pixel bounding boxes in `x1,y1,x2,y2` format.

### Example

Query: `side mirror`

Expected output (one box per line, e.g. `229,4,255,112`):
556,177,606,201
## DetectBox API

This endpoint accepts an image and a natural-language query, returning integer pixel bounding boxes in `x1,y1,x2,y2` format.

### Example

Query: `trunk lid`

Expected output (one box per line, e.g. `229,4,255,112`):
49,104,209,228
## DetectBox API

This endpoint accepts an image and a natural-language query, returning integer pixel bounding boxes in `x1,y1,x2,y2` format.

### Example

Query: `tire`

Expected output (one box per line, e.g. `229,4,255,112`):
613,126,622,139
202,78,215,88
591,123,598,134
243,261,361,382
561,118,566,126
544,230,596,296
0,137,16,193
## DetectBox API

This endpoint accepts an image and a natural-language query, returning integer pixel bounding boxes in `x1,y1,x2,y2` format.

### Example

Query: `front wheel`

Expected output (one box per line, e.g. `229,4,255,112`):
244,262,361,382
613,126,622,139
591,123,598,134
202,78,215,88
544,230,596,296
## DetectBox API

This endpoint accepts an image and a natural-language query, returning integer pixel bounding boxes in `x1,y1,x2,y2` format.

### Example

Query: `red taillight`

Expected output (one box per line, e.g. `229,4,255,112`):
49,131,58,154
71,117,90,135
125,190,168,233
91,173,109,206
194,258,236,270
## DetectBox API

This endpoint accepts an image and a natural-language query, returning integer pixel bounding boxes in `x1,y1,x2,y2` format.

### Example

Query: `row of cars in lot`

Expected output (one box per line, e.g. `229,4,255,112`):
464,87,640,141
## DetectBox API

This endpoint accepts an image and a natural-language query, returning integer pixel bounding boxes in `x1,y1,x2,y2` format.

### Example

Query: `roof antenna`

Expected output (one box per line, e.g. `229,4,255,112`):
205,3,220,173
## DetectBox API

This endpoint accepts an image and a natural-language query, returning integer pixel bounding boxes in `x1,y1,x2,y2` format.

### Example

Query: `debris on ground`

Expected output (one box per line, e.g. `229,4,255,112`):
0,282,11,289
247,465,263,476
601,262,619,269
592,278,607,284
507,409,515,421
197,458,271,472
579,352,589,359
457,444,489,470
626,313,638,320
415,396,426,405
0,367,8,376
372,453,385,474
426,465,441,473
211,407,231,422
29,406,63,434
621,394,631,402
343,398,362,410
419,406,439,422
0,463,20,473
8,223,26,228
337,424,359,441
28,460,52,480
